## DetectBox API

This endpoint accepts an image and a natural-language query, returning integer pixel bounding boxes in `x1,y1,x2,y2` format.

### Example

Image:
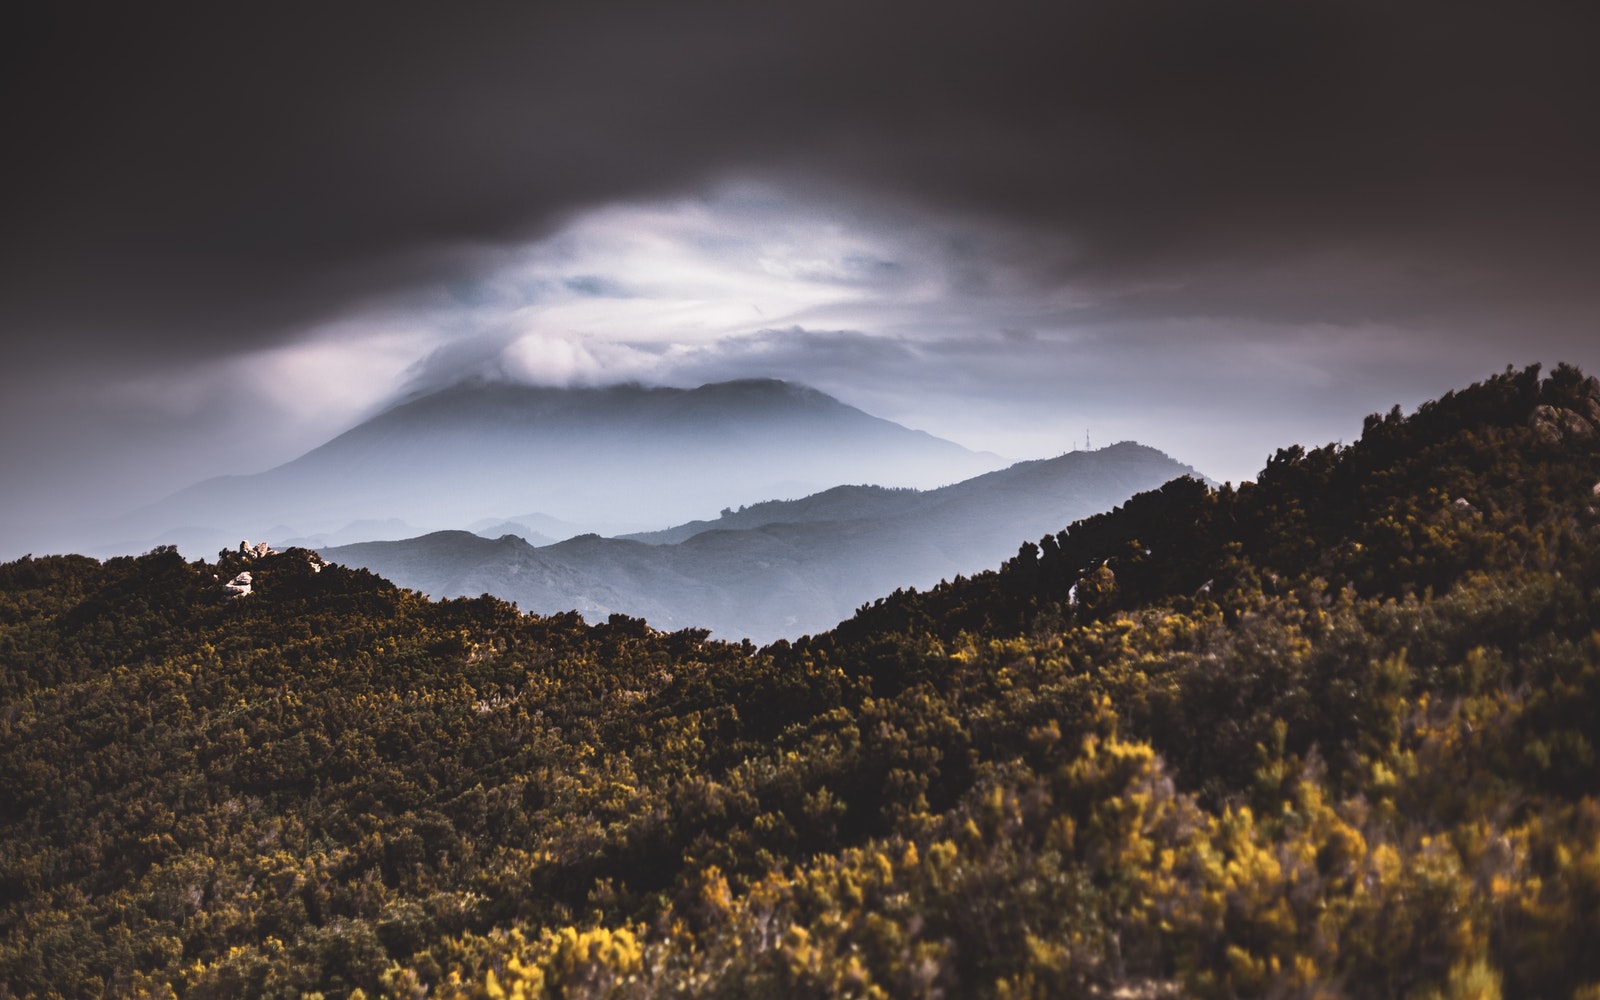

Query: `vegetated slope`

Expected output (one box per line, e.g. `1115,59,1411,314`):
323,441,1198,642
89,378,1001,558
4,363,1600,998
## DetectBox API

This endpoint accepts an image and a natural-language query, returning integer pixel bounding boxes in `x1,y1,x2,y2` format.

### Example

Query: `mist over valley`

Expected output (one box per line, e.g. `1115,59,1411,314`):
320,440,1200,642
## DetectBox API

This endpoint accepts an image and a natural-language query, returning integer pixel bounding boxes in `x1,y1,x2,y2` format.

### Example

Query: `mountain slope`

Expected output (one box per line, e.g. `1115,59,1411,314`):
7,365,1600,998
322,441,1202,640
94,379,1001,556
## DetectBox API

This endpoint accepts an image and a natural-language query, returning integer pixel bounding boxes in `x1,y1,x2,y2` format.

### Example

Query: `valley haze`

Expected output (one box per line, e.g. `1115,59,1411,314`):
319,439,1201,643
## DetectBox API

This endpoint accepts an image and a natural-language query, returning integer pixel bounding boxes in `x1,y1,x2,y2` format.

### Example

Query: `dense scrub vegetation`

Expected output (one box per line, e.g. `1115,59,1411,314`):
4,363,1600,998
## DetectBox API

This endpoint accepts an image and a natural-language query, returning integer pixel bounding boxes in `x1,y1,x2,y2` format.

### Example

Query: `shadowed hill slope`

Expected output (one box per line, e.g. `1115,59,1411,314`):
6,364,1600,997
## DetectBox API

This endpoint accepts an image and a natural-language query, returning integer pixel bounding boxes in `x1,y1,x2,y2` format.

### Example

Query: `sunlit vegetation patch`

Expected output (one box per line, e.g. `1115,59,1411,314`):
4,363,1600,997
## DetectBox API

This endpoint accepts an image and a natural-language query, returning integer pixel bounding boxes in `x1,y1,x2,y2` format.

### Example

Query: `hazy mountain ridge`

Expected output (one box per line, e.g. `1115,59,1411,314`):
322,441,1202,640
621,484,922,545
76,378,1000,559
624,441,1213,546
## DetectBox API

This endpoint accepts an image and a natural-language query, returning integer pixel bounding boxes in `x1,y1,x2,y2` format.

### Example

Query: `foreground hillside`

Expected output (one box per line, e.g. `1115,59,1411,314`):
4,363,1600,998
322,442,1198,642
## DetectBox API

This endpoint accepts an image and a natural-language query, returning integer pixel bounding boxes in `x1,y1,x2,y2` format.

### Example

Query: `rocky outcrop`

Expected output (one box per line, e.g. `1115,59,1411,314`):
1528,375,1600,446
1528,404,1597,446
1583,376,1600,428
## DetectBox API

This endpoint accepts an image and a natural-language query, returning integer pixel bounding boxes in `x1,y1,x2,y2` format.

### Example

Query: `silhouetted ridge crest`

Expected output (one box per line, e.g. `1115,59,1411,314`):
841,361,1600,642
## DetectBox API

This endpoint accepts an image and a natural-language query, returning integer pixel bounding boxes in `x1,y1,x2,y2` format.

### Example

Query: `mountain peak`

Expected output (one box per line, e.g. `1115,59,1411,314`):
108,376,1005,558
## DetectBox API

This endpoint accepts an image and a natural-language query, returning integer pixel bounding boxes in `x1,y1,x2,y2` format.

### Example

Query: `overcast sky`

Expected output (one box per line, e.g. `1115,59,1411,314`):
4,1,1599,549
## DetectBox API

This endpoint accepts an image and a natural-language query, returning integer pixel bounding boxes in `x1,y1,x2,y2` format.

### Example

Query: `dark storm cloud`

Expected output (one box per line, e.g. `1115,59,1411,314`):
6,0,1600,550
5,0,1598,373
